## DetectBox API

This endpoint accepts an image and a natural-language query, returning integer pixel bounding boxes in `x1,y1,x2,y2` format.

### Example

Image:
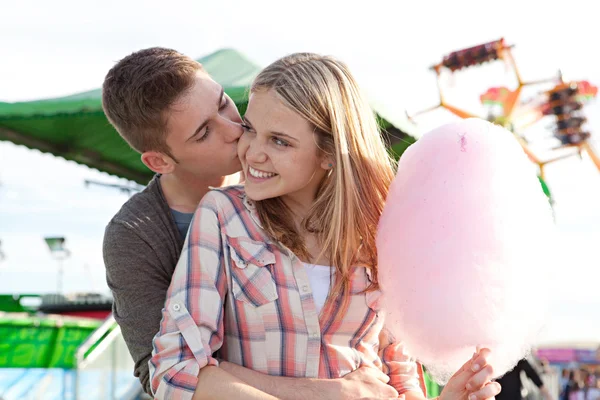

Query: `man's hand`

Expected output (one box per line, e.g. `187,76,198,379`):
439,348,501,400
333,366,399,400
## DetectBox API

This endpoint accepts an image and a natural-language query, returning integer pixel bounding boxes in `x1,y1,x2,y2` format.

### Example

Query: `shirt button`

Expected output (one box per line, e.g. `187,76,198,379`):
312,333,319,339
302,285,309,293
172,303,181,311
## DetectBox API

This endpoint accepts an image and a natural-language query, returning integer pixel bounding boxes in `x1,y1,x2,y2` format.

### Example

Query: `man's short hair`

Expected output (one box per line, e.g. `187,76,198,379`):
102,47,203,157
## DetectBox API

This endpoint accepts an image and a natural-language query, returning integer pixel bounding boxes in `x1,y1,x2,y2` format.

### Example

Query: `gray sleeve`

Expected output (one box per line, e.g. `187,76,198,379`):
103,221,171,395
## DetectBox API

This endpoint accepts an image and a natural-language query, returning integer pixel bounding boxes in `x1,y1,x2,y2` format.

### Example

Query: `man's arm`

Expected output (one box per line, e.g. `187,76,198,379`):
192,366,278,400
104,221,171,395
219,362,326,399
220,361,399,400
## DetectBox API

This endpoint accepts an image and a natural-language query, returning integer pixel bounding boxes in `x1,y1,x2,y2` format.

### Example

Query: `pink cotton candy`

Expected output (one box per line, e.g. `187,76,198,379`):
377,118,557,384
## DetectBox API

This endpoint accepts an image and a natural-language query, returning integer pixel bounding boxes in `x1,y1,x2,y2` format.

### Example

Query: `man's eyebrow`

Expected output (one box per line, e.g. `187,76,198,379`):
187,87,225,142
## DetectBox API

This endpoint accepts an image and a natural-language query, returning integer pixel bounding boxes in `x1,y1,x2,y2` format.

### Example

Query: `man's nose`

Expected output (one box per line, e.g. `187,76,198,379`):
222,118,244,143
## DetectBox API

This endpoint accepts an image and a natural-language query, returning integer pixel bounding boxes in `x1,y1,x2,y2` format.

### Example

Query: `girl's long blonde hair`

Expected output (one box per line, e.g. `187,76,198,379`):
251,53,396,298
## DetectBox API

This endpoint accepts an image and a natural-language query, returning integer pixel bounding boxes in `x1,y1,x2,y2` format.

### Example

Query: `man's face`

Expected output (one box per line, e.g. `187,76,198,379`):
164,72,243,180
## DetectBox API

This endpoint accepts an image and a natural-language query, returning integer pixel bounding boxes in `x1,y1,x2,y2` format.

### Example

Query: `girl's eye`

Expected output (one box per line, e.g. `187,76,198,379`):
241,123,252,131
272,137,289,147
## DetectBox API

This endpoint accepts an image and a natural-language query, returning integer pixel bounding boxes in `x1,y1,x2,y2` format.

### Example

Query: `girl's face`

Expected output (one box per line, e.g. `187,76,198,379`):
238,90,331,210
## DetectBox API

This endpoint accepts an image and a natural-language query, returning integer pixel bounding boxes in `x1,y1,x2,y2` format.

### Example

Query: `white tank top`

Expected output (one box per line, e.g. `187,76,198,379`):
302,263,334,313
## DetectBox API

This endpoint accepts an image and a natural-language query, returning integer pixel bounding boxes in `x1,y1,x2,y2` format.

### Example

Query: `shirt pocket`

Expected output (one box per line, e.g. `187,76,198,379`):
226,235,279,307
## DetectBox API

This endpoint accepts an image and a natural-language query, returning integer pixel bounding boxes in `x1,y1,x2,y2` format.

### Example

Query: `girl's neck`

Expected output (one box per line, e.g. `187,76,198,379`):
297,229,329,266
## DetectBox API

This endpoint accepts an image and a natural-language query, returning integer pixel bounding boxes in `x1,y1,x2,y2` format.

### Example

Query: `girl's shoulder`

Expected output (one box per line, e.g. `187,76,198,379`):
203,185,264,233
202,185,247,209
209,184,246,198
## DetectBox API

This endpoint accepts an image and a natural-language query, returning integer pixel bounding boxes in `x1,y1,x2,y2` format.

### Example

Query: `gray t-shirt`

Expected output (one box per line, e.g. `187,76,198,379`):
103,175,184,395
170,209,194,240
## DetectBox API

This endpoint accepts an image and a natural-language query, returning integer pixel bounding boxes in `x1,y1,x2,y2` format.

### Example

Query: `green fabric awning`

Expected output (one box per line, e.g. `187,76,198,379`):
0,48,417,184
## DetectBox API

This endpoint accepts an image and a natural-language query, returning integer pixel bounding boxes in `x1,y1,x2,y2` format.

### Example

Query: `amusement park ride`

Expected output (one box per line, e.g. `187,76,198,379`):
411,38,600,186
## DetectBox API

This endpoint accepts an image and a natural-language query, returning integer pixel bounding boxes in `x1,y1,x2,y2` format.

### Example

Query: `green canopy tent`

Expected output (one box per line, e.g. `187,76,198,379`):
0,48,417,185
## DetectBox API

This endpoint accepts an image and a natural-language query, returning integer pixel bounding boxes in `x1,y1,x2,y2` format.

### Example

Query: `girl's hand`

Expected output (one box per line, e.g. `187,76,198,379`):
439,348,501,400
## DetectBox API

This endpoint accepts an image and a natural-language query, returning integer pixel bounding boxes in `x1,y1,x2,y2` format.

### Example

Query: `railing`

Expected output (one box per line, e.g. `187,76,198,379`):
74,315,144,400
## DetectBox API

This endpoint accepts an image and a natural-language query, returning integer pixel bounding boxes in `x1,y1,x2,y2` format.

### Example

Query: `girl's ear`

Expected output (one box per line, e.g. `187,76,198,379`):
321,157,334,170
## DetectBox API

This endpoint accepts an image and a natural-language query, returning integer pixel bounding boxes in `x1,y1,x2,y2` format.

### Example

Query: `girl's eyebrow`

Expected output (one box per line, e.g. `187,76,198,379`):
243,116,298,143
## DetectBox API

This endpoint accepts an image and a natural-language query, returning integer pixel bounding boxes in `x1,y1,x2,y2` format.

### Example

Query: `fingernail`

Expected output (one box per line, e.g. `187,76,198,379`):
472,363,480,372
469,395,476,400
466,383,472,391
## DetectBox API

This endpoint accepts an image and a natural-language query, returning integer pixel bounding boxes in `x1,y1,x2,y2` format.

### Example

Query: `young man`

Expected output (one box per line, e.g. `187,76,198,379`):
102,47,243,395
103,48,498,400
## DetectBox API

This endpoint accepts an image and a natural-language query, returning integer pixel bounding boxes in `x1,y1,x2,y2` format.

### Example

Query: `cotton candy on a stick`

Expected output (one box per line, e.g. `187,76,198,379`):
377,118,556,384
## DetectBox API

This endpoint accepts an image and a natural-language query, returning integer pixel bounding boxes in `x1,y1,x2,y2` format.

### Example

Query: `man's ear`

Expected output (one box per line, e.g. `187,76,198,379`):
141,151,176,174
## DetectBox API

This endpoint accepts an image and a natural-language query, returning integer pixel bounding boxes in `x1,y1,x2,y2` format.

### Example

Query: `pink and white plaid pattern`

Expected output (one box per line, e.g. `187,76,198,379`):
150,186,426,399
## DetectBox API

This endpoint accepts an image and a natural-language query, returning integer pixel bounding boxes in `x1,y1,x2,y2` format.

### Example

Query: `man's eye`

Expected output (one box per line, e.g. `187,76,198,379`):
196,127,210,142
220,96,229,109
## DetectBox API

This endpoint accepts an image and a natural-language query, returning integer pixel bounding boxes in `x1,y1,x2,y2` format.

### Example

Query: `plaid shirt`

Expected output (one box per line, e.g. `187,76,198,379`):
150,186,426,399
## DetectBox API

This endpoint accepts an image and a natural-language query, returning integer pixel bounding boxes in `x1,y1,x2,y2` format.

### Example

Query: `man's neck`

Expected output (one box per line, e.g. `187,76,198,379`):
160,172,242,213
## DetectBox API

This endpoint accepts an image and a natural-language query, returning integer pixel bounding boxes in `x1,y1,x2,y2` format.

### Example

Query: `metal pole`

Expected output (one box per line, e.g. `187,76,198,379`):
112,334,117,400
57,259,64,294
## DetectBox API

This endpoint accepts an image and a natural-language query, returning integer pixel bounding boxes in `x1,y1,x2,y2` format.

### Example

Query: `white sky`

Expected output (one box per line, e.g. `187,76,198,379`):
1,0,599,345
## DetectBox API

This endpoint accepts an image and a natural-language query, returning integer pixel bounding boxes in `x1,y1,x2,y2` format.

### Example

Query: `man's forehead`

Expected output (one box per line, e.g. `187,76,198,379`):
170,74,221,115
165,76,222,139
192,72,221,98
